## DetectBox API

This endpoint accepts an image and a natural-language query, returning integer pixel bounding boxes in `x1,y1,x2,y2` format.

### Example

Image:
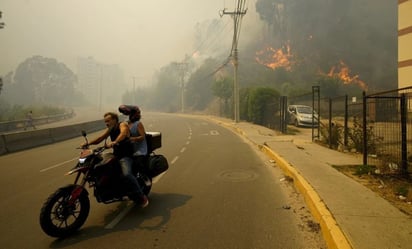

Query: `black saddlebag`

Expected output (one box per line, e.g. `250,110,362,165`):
147,154,169,178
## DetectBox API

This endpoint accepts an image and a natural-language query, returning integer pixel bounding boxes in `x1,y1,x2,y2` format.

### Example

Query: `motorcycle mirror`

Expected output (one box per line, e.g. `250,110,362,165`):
81,130,87,137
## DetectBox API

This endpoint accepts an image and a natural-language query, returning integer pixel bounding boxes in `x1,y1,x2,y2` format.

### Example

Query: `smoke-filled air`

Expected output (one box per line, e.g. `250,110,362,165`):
0,0,397,119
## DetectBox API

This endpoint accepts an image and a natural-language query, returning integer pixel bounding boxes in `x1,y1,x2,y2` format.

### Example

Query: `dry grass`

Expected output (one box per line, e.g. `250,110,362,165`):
333,165,412,216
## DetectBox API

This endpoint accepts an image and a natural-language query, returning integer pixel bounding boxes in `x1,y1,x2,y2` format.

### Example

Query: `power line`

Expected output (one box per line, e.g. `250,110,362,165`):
185,18,233,61
179,1,247,100
188,19,232,60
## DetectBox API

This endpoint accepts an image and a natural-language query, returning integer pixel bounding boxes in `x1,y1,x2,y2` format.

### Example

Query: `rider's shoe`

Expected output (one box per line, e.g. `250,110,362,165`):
140,195,149,208
131,193,149,208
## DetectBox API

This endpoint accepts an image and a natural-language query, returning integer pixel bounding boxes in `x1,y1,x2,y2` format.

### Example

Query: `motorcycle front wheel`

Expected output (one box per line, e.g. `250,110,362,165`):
39,184,90,238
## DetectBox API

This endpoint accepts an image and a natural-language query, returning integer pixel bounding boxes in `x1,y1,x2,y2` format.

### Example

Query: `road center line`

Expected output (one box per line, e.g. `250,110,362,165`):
105,202,135,229
40,157,77,172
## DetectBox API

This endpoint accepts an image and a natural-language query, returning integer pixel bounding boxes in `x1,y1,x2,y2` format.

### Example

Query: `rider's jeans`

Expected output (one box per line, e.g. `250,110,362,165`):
118,157,143,196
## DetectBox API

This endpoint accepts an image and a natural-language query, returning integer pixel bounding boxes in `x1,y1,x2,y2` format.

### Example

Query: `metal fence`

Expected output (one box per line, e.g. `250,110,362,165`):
322,89,412,177
363,87,412,176
276,86,412,177
317,95,363,149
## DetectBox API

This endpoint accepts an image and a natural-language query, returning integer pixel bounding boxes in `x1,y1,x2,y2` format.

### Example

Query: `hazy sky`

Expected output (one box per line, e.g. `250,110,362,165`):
1,0,260,88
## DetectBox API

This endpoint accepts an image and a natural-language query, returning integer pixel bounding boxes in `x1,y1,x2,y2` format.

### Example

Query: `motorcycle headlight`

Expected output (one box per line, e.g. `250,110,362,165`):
79,158,87,164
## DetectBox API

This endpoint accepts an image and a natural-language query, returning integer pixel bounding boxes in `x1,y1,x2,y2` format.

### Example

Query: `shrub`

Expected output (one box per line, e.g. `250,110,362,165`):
320,122,343,149
347,116,382,154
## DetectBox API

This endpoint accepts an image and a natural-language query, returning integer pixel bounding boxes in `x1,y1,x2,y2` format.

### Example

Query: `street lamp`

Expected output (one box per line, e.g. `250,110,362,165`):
133,76,136,104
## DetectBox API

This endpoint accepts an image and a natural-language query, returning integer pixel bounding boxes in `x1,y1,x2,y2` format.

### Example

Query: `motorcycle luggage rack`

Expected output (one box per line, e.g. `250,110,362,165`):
145,132,161,154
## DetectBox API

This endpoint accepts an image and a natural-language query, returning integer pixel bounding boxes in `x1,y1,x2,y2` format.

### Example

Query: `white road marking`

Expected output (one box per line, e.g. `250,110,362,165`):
180,147,186,153
186,141,190,145
152,172,166,183
105,202,135,229
106,153,172,228
40,157,77,172
171,156,178,165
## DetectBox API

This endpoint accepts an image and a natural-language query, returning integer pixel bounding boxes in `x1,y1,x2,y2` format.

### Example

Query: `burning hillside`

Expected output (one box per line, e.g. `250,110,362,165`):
255,45,294,71
321,61,368,90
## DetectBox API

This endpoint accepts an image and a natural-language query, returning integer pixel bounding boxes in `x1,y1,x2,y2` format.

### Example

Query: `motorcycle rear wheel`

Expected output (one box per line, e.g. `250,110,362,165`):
39,185,90,238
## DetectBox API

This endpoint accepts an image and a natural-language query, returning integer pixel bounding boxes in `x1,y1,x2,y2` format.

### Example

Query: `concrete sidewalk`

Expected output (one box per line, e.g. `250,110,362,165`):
208,116,412,249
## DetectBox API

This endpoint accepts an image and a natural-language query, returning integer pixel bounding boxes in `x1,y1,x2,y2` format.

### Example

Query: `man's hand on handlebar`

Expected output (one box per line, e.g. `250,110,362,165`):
107,141,117,148
80,142,89,149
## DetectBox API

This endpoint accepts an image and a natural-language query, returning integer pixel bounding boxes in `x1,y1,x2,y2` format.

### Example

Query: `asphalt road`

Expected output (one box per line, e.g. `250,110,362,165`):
0,113,325,249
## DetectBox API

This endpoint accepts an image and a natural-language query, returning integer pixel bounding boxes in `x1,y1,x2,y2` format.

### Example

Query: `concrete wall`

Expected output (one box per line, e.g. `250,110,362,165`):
0,120,104,155
0,112,75,133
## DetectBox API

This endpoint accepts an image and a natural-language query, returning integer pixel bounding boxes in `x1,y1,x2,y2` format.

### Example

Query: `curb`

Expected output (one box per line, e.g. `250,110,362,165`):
208,117,353,249
260,145,352,249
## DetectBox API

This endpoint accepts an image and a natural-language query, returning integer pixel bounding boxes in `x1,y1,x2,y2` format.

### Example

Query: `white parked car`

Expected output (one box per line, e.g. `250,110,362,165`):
287,105,319,127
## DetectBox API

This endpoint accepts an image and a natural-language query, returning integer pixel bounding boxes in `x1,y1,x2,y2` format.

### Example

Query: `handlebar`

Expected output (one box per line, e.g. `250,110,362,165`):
93,146,106,153
75,145,106,154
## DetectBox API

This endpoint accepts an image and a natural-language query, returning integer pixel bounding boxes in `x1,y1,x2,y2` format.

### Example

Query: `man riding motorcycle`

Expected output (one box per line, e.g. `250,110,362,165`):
81,111,149,207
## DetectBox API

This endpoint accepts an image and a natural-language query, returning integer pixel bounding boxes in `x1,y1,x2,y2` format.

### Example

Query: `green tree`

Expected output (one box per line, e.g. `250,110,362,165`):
211,77,233,117
240,87,252,121
185,58,221,111
247,87,280,126
150,63,180,112
4,56,78,105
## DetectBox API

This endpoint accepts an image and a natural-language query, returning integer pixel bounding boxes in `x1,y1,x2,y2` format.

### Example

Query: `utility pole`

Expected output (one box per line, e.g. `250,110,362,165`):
173,61,188,113
99,64,103,112
0,11,5,29
220,1,247,123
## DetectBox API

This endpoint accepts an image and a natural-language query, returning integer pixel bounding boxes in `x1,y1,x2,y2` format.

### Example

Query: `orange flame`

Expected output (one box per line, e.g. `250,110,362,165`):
255,45,293,71
323,61,368,90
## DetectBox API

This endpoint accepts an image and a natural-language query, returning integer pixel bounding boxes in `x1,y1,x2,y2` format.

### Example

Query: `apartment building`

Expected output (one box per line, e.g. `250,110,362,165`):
399,0,412,88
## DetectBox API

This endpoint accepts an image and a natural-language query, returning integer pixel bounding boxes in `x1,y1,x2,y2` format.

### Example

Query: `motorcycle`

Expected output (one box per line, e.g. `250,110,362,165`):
39,130,168,238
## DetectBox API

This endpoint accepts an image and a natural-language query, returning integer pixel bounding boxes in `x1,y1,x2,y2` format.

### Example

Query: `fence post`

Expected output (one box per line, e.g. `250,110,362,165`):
400,94,408,176
312,85,320,141
362,91,367,166
344,95,348,147
280,96,288,134
329,98,332,148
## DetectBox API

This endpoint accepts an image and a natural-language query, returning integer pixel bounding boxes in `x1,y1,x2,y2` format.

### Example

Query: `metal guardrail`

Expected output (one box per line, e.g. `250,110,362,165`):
0,112,75,133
